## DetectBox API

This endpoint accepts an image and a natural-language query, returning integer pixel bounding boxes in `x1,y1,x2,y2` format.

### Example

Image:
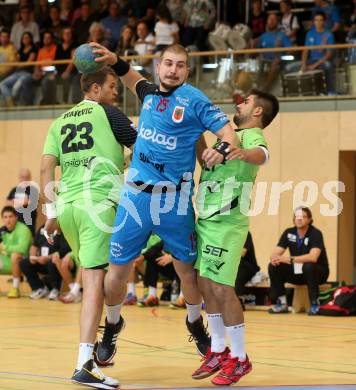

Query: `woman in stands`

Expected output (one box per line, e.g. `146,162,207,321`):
0,31,37,107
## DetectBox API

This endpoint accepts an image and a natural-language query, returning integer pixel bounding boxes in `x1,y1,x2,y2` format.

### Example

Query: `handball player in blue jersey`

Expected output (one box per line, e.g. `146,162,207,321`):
90,42,237,365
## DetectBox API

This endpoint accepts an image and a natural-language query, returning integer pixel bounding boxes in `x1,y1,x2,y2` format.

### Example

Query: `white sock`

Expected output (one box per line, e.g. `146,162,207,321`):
13,277,20,288
207,313,226,353
127,282,135,295
148,286,157,297
76,343,94,369
278,295,287,305
105,303,122,325
70,282,81,296
225,324,246,360
186,301,201,323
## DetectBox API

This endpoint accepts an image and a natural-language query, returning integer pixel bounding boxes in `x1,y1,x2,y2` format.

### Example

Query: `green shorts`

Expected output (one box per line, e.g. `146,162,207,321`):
194,211,248,287
0,255,12,274
58,199,116,269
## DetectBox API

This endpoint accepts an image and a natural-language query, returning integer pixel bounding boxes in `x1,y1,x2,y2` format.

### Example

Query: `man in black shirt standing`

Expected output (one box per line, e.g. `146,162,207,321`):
268,207,329,315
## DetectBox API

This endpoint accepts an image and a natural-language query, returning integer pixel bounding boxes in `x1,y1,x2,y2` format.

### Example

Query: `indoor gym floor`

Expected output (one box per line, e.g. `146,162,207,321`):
0,284,356,390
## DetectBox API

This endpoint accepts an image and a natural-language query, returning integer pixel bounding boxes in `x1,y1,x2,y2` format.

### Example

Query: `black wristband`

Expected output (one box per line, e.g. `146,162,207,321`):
213,141,231,158
112,58,130,77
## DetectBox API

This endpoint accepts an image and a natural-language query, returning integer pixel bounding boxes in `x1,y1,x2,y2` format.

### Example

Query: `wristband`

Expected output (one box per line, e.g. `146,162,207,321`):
45,203,57,219
213,141,231,159
112,58,130,77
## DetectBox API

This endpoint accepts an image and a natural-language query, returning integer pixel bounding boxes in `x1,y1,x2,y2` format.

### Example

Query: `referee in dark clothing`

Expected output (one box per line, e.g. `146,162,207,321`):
268,207,329,315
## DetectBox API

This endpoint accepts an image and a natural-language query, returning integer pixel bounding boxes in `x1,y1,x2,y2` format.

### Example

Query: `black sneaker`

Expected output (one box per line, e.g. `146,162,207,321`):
71,359,119,389
186,315,211,358
94,316,125,367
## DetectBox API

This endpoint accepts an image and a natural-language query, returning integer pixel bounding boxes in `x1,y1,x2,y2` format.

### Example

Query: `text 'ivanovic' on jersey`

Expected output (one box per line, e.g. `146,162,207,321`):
130,81,230,185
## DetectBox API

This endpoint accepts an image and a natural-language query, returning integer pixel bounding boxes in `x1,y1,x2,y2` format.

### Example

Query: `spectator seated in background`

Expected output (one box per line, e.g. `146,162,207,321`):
35,0,50,31
0,206,33,298
20,31,57,105
72,1,95,46
10,5,40,50
154,3,180,51
0,32,37,108
256,13,292,92
279,0,300,45
44,5,70,44
133,21,155,78
312,0,340,35
60,0,75,25
128,234,180,308
235,231,267,302
166,0,185,32
89,21,110,48
343,0,356,40
49,27,79,104
6,168,39,236
285,12,335,95
122,0,158,31
116,24,136,56
92,0,110,21
101,0,128,51
0,29,17,82
248,0,267,46
19,225,64,300
268,207,329,316
182,0,216,51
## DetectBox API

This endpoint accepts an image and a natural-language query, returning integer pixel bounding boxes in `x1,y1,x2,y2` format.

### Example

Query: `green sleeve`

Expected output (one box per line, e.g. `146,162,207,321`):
43,120,60,158
6,224,33,256
244,130,268,150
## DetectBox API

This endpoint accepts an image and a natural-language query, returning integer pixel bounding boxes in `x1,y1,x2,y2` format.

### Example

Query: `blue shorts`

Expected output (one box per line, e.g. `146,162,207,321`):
109,185,197,264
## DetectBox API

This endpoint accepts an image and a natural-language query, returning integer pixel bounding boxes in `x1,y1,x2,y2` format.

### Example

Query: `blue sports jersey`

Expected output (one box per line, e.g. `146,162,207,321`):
257,31,292,60
312,5,340,31
130,80,230,185
305,29,335,62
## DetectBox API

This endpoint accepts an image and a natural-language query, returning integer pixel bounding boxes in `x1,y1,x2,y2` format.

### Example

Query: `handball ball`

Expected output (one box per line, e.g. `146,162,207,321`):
74,44,105,73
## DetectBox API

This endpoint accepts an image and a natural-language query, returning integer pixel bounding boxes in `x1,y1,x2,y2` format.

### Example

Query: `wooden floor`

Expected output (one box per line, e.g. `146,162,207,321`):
1,285,356,390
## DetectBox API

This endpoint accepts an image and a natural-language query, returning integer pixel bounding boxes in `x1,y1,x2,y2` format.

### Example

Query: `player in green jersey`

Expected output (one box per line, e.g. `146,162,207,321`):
41,66,137,390
193,89,279,386
0,206,32,298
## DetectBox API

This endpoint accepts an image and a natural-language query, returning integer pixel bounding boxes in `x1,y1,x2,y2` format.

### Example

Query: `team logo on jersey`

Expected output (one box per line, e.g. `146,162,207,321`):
156,97,170,112
143,97,153,111
139,152,165,173
172,106,185,123
175,96,189,106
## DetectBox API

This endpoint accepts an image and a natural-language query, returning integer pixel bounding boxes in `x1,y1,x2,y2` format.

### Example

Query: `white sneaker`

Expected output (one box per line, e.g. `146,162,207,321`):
71,359,119,389
59,290,82,304
48,288,59,300
246,271,268,286
29,287,49,300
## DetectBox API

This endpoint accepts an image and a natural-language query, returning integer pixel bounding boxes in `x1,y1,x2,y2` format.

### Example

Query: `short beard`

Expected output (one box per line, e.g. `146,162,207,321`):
233,112,244,127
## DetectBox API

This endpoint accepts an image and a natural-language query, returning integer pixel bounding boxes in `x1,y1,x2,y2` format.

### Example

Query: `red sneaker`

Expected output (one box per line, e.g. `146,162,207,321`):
123,292,138,305
192,347,230,380
137,295,159,307
211,354,252,386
